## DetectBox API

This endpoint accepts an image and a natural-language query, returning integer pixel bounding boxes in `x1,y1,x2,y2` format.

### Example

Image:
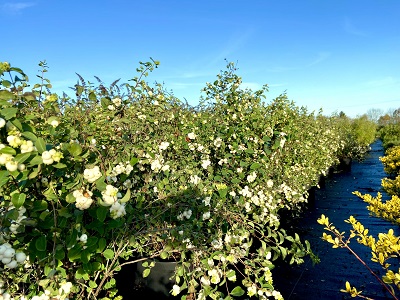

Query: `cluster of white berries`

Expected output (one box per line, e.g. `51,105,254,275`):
0,144,26,172
247,171,257,183
0,243,27,269
201,159,211,169
83,166,102,183
149,154,169,173
107,97,122,111
0,153,25,172
42,149,63,165
187,132,197,140
20,140,34,153
213,137,222,148
6,135,23,148
9,206,27,234
202,211,211,220
158,141,170,151
101,185,120,206
109,202,126,219
107,161,133,182
48,118,59,128
0,123,35,172
73,189,93,210
77,234,87,244
189,175,201,185
177,209,192,221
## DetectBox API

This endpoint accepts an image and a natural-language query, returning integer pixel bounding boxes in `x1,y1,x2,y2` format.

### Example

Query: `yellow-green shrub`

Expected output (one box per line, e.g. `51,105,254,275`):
382,176,400,197
380,146,400,175
353,191,400,225
318,214,400,298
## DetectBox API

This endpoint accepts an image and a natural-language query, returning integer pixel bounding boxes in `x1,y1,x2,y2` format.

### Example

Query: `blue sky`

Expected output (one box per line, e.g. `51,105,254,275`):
1,0,400,117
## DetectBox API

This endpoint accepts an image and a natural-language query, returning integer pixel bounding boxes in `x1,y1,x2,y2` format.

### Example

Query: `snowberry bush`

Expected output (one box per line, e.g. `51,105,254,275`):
0,60,366,299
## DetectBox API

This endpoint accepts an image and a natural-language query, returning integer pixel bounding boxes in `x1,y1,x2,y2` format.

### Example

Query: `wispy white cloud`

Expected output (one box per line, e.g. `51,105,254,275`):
343,17,367,37
265,66,297,73
1,2,35,14
161,29,254,84
208,28,254,67
364,76,400,88
265,51,331,73
307,52,331,67
268,83,287,88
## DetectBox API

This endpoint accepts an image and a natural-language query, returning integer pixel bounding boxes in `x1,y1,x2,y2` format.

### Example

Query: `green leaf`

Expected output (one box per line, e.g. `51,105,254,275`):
44,265,55,277
23,93,36,101
11,118,23,131
95,175,107,191
0,90,14,101
100,97,110,108
32,200,48,211
68,143,82,156
35,138,46,154
10,67,25,75
279,246,287,259
55,248,65,260
91,262,102,271
89,91,97,101
0,170,9,187
28,167,40,179
97,238,106,253
231,178,241,184
43,187,58,200
58,207,72,218
160,251,168,259
14,152,31,164
103,249,114,259
230,286,245,297
0,146,16,155
29,155,43,166
96,206,108,222
218,188,228,198
66,193,76,203
0,107,18,120
53,162,67,169
250,162,262,170
89,280,98,288
21,131,38,142
11,192,26,208
81,249,91,264
68,246,82,261
35,236,47,252
6,209,19,221
75,268,89,280
142,268,151,278
130,157,139,166
239,160,247,167
214,175,222,182
39,210,50,221
120,188,131,203
86,237,98,249
1,80,11,88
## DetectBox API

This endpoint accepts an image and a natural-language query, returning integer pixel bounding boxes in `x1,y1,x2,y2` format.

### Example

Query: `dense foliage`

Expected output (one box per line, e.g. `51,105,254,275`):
332,113,377,161
378,111,400,150
0,60,377,300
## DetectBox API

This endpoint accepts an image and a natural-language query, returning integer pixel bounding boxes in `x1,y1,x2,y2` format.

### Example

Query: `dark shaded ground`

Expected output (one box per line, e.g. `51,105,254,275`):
273,140,399,299
118,140,398,299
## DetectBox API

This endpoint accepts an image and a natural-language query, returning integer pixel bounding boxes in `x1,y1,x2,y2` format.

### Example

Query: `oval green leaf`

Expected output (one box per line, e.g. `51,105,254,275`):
103,249,114,260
